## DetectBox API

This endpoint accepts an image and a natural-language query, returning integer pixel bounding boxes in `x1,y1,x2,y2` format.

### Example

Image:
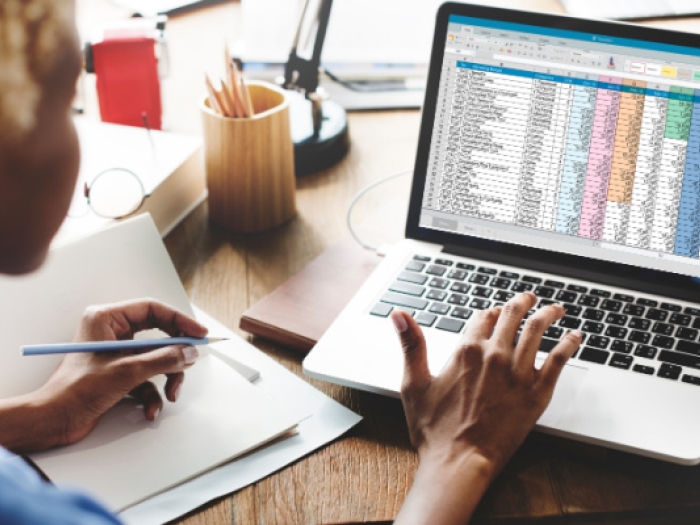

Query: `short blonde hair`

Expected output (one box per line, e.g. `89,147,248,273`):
0,0,75,144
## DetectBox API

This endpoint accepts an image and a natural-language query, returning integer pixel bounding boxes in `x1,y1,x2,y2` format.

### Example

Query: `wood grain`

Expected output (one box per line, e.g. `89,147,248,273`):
75,1,700,524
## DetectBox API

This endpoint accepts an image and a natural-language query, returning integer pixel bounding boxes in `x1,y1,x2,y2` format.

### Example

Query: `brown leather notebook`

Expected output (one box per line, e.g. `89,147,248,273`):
240,237,382,353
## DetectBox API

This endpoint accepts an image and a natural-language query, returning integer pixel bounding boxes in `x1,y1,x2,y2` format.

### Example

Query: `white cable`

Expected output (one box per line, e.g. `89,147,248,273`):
346,168,413,252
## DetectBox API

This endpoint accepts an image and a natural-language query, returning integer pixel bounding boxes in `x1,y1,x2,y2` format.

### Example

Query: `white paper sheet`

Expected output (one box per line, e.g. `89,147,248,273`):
121,307,363,525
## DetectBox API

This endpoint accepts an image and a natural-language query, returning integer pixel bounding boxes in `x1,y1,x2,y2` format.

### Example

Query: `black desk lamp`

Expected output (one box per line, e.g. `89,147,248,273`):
283,0,349,175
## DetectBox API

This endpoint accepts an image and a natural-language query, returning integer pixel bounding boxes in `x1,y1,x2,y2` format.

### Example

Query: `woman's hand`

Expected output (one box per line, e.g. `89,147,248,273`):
4,299,208,453
393,292,581,525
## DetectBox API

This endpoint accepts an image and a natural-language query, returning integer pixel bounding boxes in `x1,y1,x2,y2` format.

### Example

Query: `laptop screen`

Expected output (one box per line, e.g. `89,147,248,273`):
418,12,700,277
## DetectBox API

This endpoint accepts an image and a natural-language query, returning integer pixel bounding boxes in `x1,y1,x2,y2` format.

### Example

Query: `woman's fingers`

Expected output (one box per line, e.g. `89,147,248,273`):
129,381,163,421
165,372,185,402
491,293,537,349
392,311,431,395
537,331,582,394
514,303,566,369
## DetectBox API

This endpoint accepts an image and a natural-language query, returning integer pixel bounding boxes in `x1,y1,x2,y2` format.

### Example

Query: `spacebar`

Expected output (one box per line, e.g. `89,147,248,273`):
658,350,700,370
380,292,428,310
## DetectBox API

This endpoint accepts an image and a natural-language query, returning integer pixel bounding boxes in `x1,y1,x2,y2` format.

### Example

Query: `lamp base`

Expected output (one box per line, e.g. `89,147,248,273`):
287,90,349,176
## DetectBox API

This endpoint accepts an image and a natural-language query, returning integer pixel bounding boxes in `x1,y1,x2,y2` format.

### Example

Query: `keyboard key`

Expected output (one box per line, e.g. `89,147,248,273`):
522,275,542,284
398,271,428,285
563,304,582,316
685,307,700,316
646,308,668,321
470,298,491,310
451,307,473,320
544,326,563,338
692,317,700,330
538,299,555,308
600,300,622,312
544,280,564,288
578,295,600,307
448,270,468,281
405,261,425,272
469,274,489,285
491,278,511,290
429,303,450,315
538,337,559,353
567,284,588,293
637,298,658,307
628,331,651,344
500,271,519,279
652,322,674,336
677,327,699,341
413,255,431,262
389,281,426,297
436,318,464,333
534,286,555,298
629,318,650,330
658,363,681,380
448,294,468,306
659,350,700,370
494,291,515,302
556,290,578,303
633,364,655,375
559,316,582,329
652,335,674,349
682,374,700,386
429,278,449,289
587,335,610,349
609,353,633,370
613,293,634,302
395,308,416,317
370,303,393,317
434,258,454,266
478,266,497,275
426,290,447,301
582,321,604,334
605,326,628,339
611,340,633,354
582,308,605,321
416,312,437,327
579,347,610,364
456,262,475,271
472,287,493,299
676,339,700,355
669,313,691,326
623,304,645,316
450,282,470,294
590,289,611,298
634,344,657,359
511,282,533,292
660,302,682,312
606,313,628,326
381,292,428,310
426,265,447,276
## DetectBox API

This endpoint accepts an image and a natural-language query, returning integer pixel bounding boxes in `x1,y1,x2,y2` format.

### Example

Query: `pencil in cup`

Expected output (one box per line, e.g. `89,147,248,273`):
206,49,255,119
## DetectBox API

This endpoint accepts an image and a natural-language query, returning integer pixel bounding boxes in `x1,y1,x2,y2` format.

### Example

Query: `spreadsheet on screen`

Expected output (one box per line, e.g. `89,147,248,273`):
420,16,700,277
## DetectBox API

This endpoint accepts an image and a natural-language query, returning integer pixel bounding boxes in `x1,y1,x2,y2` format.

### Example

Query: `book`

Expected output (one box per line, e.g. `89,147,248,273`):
0,215,298,511
54,119,206,246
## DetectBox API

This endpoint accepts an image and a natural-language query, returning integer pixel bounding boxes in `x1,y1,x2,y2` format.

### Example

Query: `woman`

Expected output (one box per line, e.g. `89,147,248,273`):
0,1,581,523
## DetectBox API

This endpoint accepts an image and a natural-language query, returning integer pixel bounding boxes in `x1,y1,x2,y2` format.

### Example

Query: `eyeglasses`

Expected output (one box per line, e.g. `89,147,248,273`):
68,168,149,219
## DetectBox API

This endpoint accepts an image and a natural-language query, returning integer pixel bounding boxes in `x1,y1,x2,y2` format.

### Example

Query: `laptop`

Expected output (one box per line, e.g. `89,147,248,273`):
303,2,700,465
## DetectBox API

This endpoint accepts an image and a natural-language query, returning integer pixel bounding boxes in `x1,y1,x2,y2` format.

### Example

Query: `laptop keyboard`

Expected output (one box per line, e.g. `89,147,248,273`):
370,254,700,386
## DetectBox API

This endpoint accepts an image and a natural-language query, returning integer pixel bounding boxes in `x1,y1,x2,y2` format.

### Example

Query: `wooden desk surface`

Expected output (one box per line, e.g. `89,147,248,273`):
76,1,700,523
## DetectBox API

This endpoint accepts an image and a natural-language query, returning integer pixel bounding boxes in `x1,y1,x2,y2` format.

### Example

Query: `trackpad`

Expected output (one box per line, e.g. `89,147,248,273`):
536,360,588,427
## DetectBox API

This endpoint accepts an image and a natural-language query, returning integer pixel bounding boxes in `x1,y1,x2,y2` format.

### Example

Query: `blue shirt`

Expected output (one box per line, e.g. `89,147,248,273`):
0,447,121,525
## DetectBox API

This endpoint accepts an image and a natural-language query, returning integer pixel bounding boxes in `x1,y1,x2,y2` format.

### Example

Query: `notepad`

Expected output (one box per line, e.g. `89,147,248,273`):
0,215,298,510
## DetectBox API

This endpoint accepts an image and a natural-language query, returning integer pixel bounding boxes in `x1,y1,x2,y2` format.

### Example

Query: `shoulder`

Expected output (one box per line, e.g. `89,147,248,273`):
0,447,122,525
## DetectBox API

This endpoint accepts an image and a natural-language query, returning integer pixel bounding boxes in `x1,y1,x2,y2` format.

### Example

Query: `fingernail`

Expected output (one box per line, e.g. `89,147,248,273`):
173,382,182,402
183,345,199,364
391,312,408,333
571,330,583,339
153,407,160,420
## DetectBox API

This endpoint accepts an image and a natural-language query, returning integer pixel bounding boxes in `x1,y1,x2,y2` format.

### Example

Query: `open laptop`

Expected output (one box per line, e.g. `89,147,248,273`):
304,2,700,465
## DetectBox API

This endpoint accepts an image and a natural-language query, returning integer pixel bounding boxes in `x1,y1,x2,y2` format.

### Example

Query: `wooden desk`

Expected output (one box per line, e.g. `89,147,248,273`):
76,1,700,523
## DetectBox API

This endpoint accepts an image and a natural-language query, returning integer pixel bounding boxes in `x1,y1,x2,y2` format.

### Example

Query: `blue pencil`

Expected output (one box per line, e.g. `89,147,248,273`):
22,337,228,356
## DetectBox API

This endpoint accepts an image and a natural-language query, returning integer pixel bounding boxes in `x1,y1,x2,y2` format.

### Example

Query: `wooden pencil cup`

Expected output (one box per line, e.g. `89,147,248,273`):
201,81,297,233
